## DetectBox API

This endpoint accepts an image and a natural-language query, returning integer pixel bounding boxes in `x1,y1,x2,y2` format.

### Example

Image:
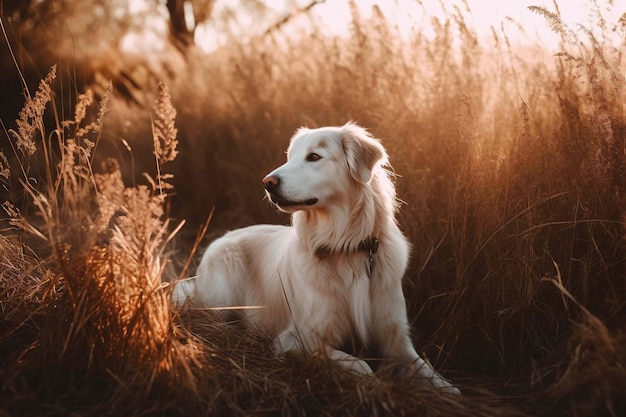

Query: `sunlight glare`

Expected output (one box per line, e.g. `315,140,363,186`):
121,0,168,54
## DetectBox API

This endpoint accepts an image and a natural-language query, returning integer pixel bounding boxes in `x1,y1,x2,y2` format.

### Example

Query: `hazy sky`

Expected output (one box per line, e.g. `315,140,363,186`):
122,0,626,53
304,0,626,49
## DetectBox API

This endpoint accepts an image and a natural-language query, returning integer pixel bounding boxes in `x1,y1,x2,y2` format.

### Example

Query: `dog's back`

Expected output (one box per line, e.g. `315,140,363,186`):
173,225,294,333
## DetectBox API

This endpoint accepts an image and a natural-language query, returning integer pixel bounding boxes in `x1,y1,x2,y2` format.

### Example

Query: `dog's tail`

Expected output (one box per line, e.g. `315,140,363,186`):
171,277,196,307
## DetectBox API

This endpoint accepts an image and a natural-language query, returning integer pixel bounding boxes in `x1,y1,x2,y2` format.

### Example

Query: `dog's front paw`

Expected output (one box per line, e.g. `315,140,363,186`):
416,374,461,395
326,348,374,375
432,377,461,395
408,360,461,395
343,357,374,375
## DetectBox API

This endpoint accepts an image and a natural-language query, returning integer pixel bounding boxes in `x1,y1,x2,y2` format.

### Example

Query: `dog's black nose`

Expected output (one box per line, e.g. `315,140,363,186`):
262,175,280,190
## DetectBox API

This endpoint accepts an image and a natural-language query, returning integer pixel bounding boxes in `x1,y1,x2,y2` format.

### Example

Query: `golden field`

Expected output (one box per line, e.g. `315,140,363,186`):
1,1,625,415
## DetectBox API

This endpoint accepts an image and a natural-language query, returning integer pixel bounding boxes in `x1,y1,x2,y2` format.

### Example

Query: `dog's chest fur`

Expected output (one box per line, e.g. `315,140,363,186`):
306,252,373,346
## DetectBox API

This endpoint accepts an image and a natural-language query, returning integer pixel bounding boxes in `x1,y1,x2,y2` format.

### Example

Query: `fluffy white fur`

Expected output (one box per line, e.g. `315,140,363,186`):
172,122,459,394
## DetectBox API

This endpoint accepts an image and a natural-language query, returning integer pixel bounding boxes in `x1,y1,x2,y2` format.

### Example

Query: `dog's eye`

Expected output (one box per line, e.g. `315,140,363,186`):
306,153,322,162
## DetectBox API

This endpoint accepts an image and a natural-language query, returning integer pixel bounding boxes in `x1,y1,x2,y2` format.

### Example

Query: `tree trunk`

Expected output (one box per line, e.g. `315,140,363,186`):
166,0,195,50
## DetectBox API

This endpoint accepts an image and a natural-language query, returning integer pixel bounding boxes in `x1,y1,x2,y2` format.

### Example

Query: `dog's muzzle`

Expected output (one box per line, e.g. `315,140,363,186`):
262,174,318,208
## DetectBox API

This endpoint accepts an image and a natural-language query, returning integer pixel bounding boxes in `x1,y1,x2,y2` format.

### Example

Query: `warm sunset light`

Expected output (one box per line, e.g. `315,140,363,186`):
117,0,626,54
2,0,625,415
191,0,626,52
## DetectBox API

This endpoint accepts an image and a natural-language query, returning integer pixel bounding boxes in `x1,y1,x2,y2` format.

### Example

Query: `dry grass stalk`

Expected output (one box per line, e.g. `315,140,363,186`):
151,81,179,194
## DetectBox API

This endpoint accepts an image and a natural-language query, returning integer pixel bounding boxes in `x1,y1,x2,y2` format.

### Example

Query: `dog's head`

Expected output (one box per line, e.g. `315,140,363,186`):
262,122,388,213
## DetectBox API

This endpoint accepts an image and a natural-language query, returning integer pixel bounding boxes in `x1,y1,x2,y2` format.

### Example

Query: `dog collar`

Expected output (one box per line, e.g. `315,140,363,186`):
315,237,379,278
363,237,378,278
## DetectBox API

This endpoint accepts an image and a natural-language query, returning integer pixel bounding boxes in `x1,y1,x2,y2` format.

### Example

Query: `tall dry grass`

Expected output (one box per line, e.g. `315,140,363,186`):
0,69,206,414
1,0,626,416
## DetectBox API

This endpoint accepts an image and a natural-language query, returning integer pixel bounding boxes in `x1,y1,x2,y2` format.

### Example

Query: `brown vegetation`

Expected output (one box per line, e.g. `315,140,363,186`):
1,1,625,416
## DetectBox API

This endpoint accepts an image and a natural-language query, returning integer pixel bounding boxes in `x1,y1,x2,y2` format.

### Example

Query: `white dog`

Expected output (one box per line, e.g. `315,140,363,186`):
173,122,459,394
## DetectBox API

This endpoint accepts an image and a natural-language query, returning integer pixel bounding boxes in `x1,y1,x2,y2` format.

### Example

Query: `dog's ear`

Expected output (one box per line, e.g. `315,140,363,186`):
341,123,387,184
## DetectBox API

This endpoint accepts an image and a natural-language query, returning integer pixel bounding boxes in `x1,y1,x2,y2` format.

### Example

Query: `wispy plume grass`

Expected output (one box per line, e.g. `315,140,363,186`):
10,64,56,158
